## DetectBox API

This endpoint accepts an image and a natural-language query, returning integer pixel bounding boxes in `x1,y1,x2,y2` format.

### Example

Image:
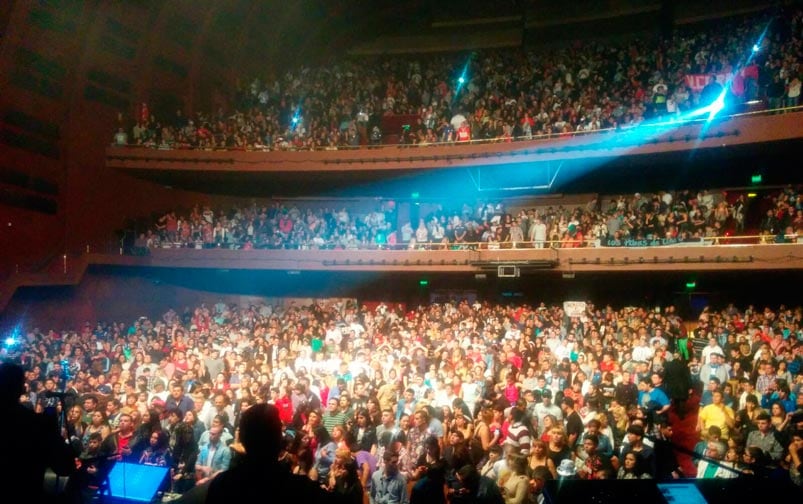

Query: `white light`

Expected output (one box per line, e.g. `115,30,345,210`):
458,76,465,84
752,44,760,52
706,91,727,122
710,95,725,115
4,337,15,346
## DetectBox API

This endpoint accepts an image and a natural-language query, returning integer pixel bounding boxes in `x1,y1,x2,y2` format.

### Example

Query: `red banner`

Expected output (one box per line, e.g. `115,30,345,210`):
683,73,737,92
684,74,710,92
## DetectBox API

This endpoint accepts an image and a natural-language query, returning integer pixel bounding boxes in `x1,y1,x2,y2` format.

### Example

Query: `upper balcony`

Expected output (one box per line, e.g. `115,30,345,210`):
106,109,803,196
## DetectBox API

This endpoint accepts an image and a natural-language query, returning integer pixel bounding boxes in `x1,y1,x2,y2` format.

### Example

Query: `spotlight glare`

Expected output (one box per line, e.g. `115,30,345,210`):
4,337,15,346
706,91,726,122
458,76,465,84
752,44,760,52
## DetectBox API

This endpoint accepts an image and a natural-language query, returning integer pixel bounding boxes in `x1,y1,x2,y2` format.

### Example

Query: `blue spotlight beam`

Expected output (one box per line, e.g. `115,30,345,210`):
688,19,773,153
452,54,474,104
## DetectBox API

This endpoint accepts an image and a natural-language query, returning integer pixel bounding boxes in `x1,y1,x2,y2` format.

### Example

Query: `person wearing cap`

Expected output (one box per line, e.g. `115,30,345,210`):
621,424,656,477
555,458,577,479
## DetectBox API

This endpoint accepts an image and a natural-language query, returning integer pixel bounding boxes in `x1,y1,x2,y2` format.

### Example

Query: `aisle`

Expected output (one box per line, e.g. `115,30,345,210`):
668,390,701,477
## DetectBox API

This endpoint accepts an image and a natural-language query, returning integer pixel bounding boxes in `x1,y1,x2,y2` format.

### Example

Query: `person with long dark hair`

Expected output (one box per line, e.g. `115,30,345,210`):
139,430,171,467
351,407,378,455
171,423,199,494
130,408,162,460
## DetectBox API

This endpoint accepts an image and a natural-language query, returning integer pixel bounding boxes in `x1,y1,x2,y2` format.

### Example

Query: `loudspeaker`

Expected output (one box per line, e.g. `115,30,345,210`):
99,462,169,503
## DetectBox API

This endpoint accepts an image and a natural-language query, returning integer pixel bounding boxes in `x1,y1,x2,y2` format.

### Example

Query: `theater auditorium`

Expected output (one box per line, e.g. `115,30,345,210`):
0,1,802,503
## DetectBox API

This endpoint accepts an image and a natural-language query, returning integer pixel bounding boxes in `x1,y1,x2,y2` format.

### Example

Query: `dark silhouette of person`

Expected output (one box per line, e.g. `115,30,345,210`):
0,362,75,503
205,403,331,504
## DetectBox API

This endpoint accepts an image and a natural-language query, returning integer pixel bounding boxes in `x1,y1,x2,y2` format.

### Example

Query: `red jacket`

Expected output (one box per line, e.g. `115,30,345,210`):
275,396,293,425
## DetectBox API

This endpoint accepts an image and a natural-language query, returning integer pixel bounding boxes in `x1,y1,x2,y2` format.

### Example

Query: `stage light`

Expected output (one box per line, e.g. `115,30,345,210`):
458,76,465,84
707,92,726,121
752,44,760,52
4,337,16,347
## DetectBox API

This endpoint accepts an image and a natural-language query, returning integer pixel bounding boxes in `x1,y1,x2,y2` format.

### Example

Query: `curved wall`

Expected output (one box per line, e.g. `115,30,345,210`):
0,1,248,274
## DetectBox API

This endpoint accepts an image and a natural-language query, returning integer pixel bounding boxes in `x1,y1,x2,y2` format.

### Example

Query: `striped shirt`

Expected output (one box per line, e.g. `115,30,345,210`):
506,421,532,454
322,411,347,435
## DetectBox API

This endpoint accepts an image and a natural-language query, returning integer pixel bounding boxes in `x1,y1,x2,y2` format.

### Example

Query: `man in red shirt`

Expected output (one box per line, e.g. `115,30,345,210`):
270,386,294,425
456,122,471,142
115,413,136,460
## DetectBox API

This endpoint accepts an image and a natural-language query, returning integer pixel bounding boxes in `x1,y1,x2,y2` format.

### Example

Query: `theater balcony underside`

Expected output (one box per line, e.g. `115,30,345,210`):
106,112,803,196
2,244,802,315
91,244,803,273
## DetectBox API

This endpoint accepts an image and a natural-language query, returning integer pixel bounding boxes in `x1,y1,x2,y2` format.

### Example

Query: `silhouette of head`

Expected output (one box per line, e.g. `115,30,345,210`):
238,403,282,462
0,363,24,406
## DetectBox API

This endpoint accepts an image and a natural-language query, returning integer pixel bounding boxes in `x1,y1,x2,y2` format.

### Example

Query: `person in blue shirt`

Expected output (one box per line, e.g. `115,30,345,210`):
761,379,797,413
396,388,417,423
700,377,721,407
637,377,670,416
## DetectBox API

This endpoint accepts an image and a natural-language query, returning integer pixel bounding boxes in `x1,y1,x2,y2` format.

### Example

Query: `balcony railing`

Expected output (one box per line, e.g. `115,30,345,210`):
111,105,803,154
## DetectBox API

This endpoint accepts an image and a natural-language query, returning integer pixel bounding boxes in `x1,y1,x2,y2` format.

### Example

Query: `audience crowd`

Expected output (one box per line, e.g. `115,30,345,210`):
4,297,803,503
113,8,802,151
132,185,803,252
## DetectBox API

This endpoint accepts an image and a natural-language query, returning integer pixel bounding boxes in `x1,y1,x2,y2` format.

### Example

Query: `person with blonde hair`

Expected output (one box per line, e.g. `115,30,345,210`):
546,427,573,468
499,453,529,504
528,439,557,479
